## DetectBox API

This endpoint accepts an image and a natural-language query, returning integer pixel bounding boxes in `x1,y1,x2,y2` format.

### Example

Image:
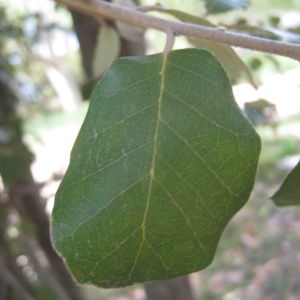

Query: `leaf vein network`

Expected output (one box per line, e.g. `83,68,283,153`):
76,103,155,150
69,175,149,239
70,141,152,185
154,178,209,259
165,89,239,136
104,73,157,97
85,227,141,280
161,119,238,197
157,157,221,220
167,60,218,87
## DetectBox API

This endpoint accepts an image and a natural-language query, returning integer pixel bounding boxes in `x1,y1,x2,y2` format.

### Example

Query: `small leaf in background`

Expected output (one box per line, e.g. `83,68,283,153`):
163,9,256,86
92,23,120,78
204,0,250,14
272,160,300,206
243,99,277,127
51,49,260,288
189,37,256,85
266,28,300,44
228,23,300,43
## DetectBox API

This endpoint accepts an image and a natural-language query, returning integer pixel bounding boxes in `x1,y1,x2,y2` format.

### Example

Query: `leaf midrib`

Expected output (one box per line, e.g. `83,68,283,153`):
143,53,167,232
128,53,168,277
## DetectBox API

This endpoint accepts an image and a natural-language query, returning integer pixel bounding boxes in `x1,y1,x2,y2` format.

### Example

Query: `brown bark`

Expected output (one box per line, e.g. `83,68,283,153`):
144,276,195,300
71,10,100,77
0,203,33,300
11,181,83,300
0,75,83,300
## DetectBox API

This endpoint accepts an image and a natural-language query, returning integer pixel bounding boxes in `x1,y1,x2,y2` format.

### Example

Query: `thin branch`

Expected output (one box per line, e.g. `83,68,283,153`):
56,0,300,61
164,29,175,53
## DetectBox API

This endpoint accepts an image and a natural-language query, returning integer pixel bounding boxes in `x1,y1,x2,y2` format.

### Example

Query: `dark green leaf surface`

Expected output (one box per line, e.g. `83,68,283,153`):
272,160,300,206
51,49,260,288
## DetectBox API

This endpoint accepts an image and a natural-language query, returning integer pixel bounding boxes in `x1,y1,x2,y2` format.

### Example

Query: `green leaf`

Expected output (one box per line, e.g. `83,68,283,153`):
162,9,256,86
51,49,260,288
227,23,299,42
204,0,250,14
92,24,120,78
272,161,300,206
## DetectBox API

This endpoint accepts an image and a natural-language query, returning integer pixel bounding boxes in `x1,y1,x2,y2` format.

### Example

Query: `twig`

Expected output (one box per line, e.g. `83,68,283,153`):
56,0,300,61
163,29,175,53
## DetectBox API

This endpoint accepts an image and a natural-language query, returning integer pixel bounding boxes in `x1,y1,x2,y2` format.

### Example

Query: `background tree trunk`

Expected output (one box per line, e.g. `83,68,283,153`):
0,76,83,300
144,276,195,300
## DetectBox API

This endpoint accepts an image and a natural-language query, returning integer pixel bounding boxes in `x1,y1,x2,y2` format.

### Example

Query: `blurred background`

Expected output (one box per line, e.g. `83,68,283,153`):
0,0,300,299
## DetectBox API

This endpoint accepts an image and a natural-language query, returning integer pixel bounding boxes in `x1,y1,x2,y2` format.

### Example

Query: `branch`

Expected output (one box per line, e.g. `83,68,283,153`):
56,0,300,61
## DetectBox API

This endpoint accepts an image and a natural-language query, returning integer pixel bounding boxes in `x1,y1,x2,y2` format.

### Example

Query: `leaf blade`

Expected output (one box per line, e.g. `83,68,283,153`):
92,24,121,78
272,160,300,206
51,49,260,288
